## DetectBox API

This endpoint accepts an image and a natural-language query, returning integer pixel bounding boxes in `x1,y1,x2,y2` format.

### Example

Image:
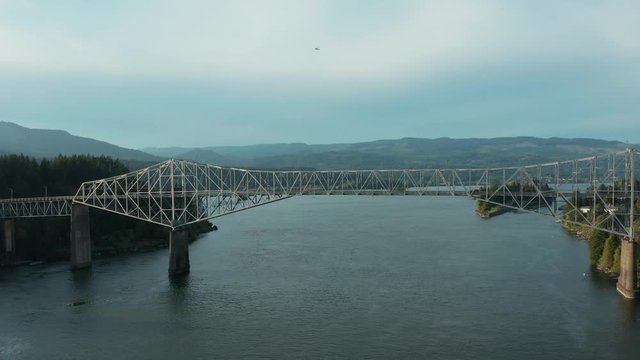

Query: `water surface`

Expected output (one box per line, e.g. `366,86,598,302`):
1,197,638,359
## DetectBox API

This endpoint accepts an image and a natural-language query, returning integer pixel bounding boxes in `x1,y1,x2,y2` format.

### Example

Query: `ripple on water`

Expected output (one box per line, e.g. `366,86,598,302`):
0,336,31,359
1,197,639,359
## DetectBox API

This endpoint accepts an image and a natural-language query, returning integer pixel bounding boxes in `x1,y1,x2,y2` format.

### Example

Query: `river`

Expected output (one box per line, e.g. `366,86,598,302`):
1,196,638,359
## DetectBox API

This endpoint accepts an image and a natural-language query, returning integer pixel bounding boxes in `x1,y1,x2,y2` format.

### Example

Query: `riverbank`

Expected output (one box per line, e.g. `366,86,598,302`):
1,220,214,267
475,201,512,219
474,201,630,281
4,196,638,360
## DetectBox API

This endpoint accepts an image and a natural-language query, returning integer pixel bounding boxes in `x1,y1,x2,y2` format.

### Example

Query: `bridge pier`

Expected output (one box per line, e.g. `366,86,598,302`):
616,238,638,299
70,204,91,270
3,219,15,259
168,229,190,276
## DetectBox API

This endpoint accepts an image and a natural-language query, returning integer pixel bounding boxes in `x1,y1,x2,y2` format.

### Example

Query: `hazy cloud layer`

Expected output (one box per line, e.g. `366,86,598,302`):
0,0,638,146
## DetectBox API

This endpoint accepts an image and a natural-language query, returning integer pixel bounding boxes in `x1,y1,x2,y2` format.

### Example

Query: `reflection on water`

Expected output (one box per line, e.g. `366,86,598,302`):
618,299,638,327
169,273,190,291
69,267,93,308
70,267,92,289
0,197,639,360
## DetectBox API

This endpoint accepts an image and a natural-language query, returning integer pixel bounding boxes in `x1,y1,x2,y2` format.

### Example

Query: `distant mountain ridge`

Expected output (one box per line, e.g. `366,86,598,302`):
144,136,635,170
0,121,159,162
1,121,635,170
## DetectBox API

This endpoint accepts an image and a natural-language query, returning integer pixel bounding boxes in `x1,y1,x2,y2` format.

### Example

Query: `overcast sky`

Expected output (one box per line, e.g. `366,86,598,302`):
0,0,638,148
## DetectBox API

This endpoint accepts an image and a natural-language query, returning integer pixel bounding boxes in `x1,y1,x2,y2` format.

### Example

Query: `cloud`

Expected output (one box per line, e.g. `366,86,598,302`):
0,0,638,84
0,24,123,73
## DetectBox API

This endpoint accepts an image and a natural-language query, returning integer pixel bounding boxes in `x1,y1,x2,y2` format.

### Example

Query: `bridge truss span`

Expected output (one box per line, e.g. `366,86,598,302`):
479,149,638,240
71,160,494,229
2,148,637,296
0,196,73,218
0,149,635,241
69,149,638,237
73,160,290,228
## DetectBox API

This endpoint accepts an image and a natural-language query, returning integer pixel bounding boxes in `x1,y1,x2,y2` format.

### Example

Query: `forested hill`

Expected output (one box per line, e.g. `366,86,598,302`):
250,137,632,170
0,121,159,162
0,154,210,261
1,121,634,170
0,154,127,198
145,137,635,170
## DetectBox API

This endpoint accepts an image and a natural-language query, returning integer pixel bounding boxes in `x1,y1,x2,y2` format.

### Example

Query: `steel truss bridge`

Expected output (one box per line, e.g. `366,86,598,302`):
0,149,636,239
1,148,638,296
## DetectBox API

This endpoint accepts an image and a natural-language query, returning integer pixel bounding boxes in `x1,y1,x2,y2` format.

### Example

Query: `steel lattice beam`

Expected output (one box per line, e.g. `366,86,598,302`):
1,150,637,241
0,196,73,218
71,160,490,229
477,149,638,239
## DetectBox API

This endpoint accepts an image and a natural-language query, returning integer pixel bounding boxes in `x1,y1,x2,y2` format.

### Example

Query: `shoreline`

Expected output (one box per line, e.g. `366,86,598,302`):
0,225,213,268
475,203,624,281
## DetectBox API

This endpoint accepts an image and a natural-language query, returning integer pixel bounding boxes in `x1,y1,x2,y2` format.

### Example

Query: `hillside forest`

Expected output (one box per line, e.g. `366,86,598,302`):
0,154,210,261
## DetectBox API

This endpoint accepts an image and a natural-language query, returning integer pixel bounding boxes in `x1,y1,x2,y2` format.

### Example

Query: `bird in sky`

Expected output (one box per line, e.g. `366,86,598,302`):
315,47,320,50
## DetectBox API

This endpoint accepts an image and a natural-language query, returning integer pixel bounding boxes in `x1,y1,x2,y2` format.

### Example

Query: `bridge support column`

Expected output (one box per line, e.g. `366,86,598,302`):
168,229,190,276
3,220,15,258
70,204,91,270
616,238,638,299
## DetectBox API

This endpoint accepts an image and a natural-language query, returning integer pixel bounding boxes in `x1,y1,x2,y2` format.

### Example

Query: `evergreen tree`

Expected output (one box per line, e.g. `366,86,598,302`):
1,154,210,260
588,229,607,266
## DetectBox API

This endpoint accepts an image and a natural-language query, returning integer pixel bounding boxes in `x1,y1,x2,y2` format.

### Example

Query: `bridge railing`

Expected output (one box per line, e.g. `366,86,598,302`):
72,161,503,228
476,149,638,239
1,149,637,240
0,196,74,218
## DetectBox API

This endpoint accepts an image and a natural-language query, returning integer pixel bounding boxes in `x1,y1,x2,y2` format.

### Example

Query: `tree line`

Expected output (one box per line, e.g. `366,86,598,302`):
0,154,210,260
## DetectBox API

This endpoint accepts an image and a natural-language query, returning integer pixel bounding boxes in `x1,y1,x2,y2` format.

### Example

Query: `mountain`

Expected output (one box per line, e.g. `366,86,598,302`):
137,146,193,158
208,143,319,162
174,148,227,165
3,121,634,170
261,136,630,169
143,143,316,164
0,121,160,162
145,136,635,170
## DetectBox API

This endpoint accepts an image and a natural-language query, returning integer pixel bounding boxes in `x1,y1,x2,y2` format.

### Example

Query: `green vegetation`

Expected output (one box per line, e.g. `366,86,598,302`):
3,120,636,170
142,134,636,169
475,200,509,218
597,234,618,271
561,180,640,279
0,154,128,198
0,121,159,162
561,221,591,239
611,247,621,275
0,154,210,262
238,137,634,170
475,176,639,282
474,180,551,218
588,229,607,266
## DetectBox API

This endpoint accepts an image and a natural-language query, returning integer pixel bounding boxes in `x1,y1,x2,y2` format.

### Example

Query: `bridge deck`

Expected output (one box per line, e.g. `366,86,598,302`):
0,149,637,239
0,196,74,218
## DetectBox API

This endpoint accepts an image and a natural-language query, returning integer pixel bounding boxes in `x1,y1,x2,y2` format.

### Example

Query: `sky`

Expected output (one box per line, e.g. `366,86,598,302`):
0,0,638,148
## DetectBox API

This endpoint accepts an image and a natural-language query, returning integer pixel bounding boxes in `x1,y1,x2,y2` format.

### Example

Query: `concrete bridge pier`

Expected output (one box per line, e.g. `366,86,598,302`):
3,219,16,258
168,229,190,276
70,204,91,270
616,238,638,299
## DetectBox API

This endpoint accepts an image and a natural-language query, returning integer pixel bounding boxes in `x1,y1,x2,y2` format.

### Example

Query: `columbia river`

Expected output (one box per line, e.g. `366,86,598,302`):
1,197,638,359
